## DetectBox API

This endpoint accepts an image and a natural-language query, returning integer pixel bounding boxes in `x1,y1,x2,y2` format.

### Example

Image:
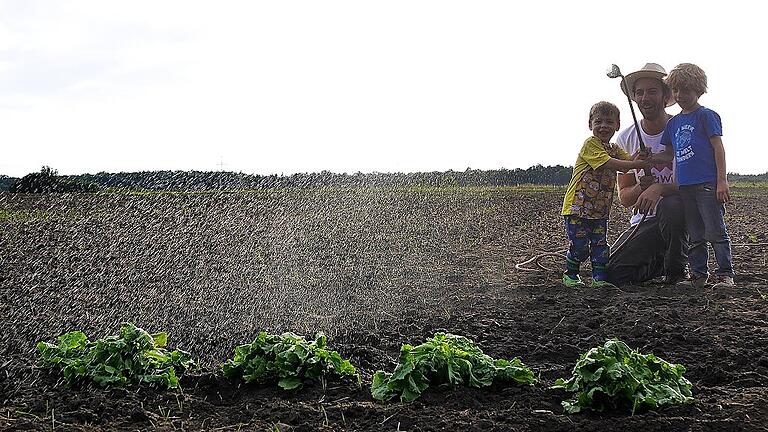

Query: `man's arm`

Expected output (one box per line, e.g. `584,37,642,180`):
618,170,678,213
711,135,731,203
654,182,679,197
617,172,640,207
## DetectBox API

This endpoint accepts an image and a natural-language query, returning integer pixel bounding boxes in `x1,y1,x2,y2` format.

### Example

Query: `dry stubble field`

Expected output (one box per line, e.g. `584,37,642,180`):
1,186,767,431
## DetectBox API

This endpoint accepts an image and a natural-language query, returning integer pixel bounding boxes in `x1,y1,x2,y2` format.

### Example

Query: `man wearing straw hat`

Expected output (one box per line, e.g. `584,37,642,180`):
606,63,689,286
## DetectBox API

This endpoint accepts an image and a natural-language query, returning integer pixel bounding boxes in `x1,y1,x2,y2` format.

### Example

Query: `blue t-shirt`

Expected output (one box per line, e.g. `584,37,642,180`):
661,106,722,186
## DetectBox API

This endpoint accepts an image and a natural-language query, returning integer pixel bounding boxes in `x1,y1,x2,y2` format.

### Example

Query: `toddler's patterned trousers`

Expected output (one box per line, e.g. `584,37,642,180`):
563,216,609,281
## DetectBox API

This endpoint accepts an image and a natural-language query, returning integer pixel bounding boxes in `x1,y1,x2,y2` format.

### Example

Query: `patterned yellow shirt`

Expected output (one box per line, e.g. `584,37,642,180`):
561,136,632,219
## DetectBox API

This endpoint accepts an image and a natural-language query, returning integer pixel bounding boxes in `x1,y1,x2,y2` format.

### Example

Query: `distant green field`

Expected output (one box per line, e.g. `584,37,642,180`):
103,184,566,196
731,181,768,189
5,181,761,201
0,209,52,222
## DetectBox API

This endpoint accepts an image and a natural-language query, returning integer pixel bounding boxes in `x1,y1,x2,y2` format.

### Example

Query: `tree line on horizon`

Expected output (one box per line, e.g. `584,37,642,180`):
2,166,767,193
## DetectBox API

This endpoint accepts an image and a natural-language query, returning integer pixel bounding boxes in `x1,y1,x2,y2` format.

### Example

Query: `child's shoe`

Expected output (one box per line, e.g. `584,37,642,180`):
563,274,586,287
591,279,617,289
711,275,735,288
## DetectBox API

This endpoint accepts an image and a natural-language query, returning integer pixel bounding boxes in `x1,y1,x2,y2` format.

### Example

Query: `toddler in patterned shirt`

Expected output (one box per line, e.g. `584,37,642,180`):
561,101,651,288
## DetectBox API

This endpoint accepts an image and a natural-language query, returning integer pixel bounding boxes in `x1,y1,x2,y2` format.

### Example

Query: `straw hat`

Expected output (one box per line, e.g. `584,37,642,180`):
620,63,676,107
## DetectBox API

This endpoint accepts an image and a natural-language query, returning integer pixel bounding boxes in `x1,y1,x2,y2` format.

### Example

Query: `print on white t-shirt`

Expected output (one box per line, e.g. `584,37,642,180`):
616,124,675,226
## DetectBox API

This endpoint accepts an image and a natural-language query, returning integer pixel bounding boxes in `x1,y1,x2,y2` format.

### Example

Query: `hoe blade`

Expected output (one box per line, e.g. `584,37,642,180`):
606,64,622,79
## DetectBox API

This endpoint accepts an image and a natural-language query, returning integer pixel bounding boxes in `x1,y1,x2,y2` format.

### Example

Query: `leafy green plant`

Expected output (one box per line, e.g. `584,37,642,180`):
552,339,693,414
221,331,357,390
37,322,194,388
371,332,536,402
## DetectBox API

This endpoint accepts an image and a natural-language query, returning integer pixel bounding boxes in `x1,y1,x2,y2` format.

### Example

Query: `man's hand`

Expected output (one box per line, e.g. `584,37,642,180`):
634,184,662,215
648,147,674,164
717,179,731,203
638,174,655,190
631,149,653,178
631,149,652,160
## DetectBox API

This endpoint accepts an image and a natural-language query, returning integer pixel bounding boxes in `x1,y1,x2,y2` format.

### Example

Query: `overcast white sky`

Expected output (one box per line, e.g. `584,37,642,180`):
1,1,766,177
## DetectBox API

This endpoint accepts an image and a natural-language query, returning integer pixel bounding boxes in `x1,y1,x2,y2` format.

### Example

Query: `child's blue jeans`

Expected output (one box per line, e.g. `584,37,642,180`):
563,216,609,281
679,182,735,278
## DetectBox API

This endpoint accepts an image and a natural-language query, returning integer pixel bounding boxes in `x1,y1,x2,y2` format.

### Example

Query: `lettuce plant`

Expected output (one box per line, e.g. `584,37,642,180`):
221,331,357,390
37,322,194,389
552,339,693,414
371,332,536,402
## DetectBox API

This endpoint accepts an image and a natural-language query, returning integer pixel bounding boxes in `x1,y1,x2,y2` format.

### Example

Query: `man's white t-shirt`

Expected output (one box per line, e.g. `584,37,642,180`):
616,124,675,226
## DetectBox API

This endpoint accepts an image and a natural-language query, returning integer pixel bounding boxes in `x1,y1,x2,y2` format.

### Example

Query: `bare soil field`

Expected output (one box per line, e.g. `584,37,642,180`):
1,187,767,431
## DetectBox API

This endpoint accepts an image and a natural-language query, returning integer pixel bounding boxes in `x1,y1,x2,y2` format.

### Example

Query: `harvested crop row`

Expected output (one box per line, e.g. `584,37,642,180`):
37,325,693,414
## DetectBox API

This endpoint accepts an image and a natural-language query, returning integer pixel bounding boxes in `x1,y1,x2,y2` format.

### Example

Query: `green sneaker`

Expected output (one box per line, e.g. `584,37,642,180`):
563,274,586,287
591,279,618,289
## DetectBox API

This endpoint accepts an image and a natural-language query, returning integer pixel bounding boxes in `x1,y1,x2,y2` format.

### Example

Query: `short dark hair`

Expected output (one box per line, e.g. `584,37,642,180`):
666,63,707,96
589,101,620,123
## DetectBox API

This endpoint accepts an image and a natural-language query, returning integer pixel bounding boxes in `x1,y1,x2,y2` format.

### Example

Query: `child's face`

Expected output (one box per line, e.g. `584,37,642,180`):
589,113,619,144
671,86,700,111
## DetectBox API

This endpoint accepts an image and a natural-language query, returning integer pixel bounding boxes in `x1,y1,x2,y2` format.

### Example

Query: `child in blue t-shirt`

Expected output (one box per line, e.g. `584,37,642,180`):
653,63,734,288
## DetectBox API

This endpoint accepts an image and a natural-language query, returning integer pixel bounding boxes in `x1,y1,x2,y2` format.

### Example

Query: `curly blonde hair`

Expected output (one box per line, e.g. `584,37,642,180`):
666,63,707,96
589,101,620,124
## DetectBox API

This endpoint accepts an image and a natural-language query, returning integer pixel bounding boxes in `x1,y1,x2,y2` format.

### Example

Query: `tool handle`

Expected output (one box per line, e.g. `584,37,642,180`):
621,76,647,151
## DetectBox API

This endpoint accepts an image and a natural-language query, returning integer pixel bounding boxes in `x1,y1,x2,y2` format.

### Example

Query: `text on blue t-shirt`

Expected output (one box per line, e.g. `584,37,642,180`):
661,106,722,186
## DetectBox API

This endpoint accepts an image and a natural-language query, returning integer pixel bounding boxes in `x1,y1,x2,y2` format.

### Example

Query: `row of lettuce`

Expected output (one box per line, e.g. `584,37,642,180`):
36,322,693,414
